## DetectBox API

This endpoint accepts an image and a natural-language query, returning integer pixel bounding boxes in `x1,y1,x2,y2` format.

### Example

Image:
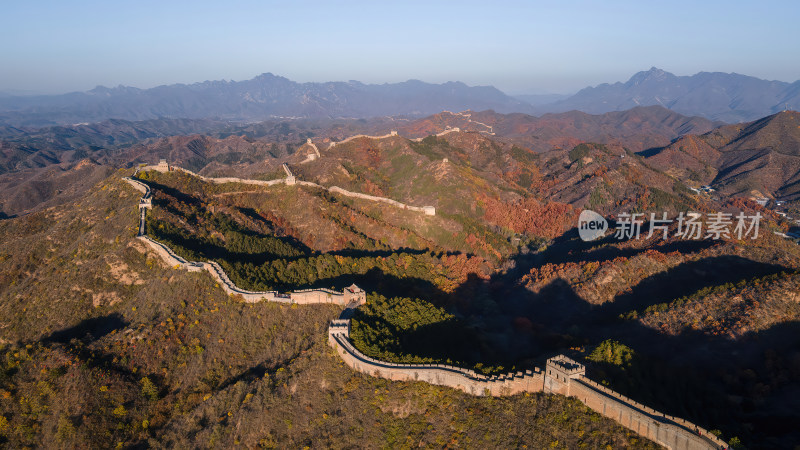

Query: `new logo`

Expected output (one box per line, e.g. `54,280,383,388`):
578,210,608,241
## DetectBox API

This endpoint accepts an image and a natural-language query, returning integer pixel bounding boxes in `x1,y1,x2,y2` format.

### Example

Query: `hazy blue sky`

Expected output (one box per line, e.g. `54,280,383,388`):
2,0,798,95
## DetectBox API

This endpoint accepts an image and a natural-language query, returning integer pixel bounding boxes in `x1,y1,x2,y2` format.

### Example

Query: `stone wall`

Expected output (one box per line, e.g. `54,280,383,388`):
411,127,460,142
136,235,204,273
327,131,398,149
306,138,321,158
327,186,434,215
123,175,368,307
328,314,727,450
568,378,728,449
439,111,495,135
328,321,544,396
137,163,435,215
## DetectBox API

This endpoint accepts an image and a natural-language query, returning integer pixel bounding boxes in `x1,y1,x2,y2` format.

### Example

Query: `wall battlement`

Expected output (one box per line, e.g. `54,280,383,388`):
124,174,368,307
327,310,727,449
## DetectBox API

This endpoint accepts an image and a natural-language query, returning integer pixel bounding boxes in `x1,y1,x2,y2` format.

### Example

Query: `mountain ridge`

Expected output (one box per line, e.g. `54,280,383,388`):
643,110,800,199
0,73,534,127
5,68,800,128
539,67,799,123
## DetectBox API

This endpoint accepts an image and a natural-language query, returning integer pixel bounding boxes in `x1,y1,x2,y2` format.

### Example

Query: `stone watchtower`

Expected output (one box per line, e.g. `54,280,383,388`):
156,159,170,172
544,355,585,395
343,284,366,306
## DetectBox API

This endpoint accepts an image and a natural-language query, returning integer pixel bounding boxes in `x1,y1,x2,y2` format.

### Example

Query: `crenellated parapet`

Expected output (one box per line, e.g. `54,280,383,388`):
327,308,727,449
327,316,545,396
123,172,368,306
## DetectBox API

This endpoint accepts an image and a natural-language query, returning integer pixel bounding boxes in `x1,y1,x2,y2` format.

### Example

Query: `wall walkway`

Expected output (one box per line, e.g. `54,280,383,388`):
327,130,398,149
327,305,729,450
135,161,435,216
440,110,495,135
122,176,367,306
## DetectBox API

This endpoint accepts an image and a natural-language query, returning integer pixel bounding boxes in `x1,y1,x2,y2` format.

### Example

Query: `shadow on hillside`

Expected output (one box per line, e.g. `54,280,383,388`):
299,267,447,302
42,313,129,344
136,176,800,446
595,319,800,447
604,255,787,316
145,179,446,268
636,145,667,158
525,228,718,268
35,314,144,389
143,179,203,207
352,309,485,368
343,227,797,445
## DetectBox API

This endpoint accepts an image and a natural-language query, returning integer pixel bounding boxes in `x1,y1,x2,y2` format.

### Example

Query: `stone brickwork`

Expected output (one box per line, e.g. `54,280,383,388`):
543,355,585,395
328,316,544,396
567,377,727,449
123,175,368,306
328,307,728,449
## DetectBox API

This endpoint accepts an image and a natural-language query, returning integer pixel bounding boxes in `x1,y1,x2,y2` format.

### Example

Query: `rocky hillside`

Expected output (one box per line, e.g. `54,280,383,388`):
398,106,720,153
0,171,653,449
3,109,800,446
644,111,800,200
0,106,719,217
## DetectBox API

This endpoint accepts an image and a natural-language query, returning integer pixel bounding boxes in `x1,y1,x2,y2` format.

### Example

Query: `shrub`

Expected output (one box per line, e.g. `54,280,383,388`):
569,144,592,163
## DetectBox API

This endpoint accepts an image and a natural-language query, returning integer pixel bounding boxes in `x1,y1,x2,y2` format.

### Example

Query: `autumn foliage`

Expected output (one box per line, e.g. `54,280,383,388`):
482,196,578,239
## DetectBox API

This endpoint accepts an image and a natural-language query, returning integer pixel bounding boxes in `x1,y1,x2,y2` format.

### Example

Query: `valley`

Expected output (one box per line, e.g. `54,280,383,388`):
1,107,800,448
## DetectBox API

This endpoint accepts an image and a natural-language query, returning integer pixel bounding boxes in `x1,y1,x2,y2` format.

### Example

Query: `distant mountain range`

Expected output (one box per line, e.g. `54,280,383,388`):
1,69,798,128
0,74,534,127
535,67,800,123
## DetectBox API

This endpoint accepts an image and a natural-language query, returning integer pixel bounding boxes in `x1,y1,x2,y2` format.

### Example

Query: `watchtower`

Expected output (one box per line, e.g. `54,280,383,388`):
544,355,585,395
343,284,366,306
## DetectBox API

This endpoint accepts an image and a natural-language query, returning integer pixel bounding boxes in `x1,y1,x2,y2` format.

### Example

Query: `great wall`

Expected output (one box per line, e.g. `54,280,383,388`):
122,128,730,449
328,309,728,450
327,130,399,149
133,159,436,216
124,175,368,306
440,110,495,135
